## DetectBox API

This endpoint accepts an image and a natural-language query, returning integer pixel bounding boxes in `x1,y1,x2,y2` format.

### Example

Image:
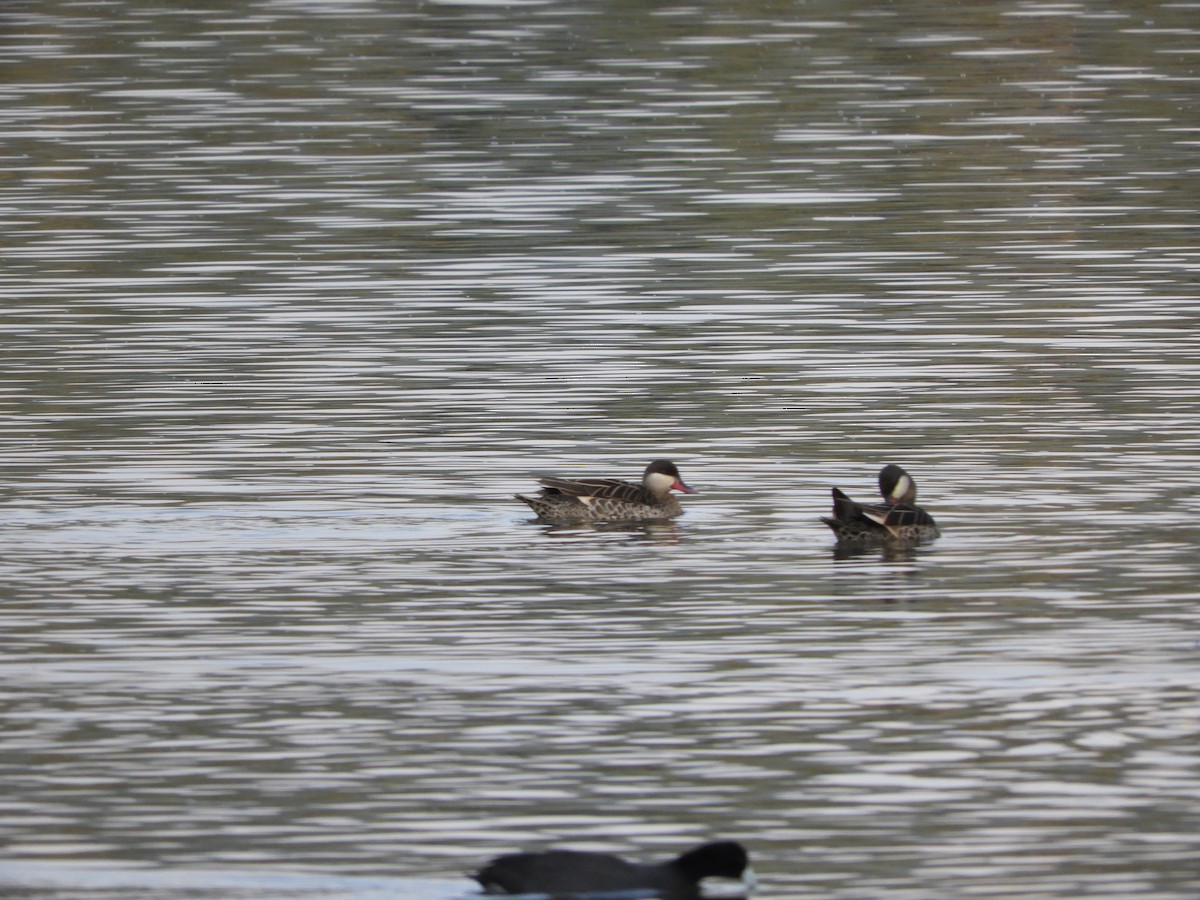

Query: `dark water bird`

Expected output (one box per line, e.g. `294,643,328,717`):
516,459,697,523
822,464,940,544
472,839,752,898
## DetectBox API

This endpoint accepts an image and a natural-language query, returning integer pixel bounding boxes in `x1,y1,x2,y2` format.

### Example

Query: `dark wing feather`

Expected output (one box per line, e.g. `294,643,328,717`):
536,476,652,504
864,503,937,529
829,487,861,521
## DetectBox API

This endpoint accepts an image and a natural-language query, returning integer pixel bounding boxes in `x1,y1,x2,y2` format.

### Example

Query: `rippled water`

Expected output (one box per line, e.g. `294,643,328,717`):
2,0,1200,898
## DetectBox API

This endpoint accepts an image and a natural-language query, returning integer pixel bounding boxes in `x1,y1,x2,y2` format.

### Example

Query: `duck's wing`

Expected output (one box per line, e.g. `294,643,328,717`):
536,476,651,504
863,503,939,537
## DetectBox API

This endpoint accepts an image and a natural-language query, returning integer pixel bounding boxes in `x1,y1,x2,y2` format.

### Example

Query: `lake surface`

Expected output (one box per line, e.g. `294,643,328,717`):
2,0,1199,898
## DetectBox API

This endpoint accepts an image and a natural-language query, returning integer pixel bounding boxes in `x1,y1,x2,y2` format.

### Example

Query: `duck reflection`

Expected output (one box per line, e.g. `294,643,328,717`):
535,518,683,543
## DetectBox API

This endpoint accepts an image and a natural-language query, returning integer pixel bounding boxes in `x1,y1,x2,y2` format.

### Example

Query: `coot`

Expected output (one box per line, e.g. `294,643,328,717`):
473,839,751,898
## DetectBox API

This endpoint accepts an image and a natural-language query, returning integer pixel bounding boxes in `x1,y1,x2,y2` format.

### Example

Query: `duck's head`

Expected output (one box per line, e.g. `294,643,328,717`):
643,459,697,497
879,464,916,505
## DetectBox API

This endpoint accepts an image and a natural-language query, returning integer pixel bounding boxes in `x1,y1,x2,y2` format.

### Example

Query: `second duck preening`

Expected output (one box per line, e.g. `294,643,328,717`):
822,464,940,544
516,459,697,523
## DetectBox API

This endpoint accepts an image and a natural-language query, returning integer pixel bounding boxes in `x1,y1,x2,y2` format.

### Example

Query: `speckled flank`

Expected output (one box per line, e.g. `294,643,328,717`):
518,490,684,523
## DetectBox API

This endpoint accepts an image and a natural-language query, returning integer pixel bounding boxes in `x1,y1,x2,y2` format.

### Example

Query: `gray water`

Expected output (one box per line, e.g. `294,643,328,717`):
2,1,1199,898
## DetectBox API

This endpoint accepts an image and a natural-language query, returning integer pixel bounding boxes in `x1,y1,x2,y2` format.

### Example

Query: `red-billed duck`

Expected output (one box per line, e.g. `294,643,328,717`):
822,464,940,544
516,459,696,523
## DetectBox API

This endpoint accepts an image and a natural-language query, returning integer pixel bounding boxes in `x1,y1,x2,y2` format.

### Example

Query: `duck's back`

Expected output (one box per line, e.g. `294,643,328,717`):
537,476,654,504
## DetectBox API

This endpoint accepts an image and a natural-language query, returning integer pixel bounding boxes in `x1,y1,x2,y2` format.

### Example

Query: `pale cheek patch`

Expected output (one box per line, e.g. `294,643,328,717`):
645,472,675,495
892,474,913,502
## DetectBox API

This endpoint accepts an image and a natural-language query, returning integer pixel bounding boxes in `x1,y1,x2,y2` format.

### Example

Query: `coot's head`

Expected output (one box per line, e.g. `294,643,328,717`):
673,839,752,887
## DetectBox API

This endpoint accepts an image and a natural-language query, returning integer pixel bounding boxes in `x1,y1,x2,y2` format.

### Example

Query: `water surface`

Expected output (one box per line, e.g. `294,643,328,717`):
2,1,1199,898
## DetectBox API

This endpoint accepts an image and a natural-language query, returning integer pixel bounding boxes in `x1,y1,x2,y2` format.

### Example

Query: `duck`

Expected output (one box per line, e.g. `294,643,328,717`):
472,839,752,898
516,459,696,523
822,464,940,544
